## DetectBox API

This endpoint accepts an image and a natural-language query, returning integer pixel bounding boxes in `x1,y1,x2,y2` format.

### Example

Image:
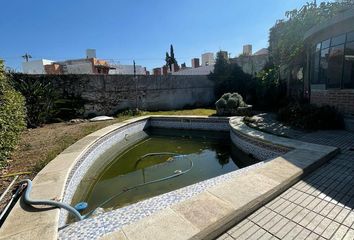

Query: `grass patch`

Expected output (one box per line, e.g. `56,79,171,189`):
116,108,216,117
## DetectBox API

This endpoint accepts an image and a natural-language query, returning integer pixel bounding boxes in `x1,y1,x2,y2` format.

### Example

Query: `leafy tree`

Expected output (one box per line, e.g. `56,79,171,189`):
165,44,178,71
269,1,354,72
208,51,253,100
255,64,287,110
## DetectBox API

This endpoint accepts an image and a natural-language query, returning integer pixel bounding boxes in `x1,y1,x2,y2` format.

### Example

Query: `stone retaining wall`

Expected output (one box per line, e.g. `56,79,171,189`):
20,74,215,116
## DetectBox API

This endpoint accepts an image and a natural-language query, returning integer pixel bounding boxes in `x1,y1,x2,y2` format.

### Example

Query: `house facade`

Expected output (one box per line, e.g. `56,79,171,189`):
109,64,146,75
45,58,112,74
22,59,54,74
22,49,113,75
230,48,269,77
304,8,354,117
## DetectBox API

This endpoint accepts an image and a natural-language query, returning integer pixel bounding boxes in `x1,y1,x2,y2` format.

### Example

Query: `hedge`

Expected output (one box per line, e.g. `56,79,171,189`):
0,61,26,164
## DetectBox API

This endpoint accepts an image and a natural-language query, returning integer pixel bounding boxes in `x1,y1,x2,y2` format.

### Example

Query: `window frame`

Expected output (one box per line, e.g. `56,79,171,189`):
343,38,354,88
310,31,354,89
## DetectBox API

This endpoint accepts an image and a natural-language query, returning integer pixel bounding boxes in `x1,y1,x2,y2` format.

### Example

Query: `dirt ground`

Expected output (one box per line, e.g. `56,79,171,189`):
0,109,215,214
0,118,125,212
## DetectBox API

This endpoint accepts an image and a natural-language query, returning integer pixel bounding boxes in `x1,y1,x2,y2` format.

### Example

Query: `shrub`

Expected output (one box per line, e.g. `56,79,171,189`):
215,98,227,110
10,77,56,127
277,102,344,130
226,97,238,109
10,74,86,127
215,92,248,116
0,61,26,164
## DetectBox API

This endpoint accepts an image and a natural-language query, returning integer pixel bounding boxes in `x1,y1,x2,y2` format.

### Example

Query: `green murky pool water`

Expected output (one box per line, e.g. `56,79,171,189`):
75,128,258,214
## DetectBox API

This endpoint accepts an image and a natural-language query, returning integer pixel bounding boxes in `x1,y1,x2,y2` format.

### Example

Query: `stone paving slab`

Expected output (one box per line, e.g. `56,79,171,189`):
218,130,354,240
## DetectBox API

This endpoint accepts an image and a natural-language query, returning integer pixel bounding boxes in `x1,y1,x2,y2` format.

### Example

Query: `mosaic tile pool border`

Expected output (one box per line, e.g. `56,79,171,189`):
58,116,295,239
149,117,230,131
59,119,150,226
230,128,291,161
59,116,230,225
58,162,264,240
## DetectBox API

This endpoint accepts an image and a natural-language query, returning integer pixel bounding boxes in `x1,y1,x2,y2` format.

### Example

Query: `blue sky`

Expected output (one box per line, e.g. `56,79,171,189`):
0,0,317,71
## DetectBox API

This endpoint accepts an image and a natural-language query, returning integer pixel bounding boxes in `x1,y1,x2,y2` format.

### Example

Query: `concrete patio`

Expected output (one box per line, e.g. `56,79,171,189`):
217,130,354,240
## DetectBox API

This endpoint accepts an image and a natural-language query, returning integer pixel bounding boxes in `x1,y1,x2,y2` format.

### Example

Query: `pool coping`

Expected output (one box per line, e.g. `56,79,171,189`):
0,116,339,240
58,115,231,228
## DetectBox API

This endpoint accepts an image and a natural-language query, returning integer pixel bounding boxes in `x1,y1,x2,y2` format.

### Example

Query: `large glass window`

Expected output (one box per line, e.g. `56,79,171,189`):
311,50,321,84
319,48,329,84
331,34,346,47
321,39,331,49
347,31,354,42
310,31,354,89
327,44,344,88
343,42,354,88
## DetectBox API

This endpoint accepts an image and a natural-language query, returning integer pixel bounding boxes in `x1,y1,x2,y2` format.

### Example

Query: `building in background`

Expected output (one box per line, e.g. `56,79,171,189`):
219,51,229,60
162,66,168,75
22,49,113,74
230,45,269,76
153,67,162,76
253,48,268,56
191,58,200,68
109,64,146,75
22,49,148,75
54,58,112,74
86,49,96,59
172,65,214,75
201,52,215,66
22,59,54,74
243,44,252,56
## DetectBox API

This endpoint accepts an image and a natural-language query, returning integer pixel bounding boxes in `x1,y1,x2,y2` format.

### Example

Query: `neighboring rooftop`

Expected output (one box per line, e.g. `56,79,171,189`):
253,48,269,56
172,65,214,75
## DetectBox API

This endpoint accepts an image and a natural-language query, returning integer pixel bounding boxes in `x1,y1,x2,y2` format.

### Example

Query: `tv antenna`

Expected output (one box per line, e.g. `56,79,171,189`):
22,53,32,62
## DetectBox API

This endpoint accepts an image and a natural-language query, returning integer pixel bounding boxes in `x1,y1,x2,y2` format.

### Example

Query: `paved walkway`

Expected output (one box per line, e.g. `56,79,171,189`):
217,130,354,240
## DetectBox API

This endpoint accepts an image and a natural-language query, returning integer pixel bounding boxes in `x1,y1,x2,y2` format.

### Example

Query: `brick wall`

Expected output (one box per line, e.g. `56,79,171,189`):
311,89,354,116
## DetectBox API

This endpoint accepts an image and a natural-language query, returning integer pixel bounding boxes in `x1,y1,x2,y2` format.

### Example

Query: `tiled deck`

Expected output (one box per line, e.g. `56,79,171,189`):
217,131,354,240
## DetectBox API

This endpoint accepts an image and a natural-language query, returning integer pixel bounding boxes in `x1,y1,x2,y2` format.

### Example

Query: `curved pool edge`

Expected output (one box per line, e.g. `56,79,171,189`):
0,115,229,240
59,115,231,226
0,116,339,240
0,116,151,240
99,118,338,240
